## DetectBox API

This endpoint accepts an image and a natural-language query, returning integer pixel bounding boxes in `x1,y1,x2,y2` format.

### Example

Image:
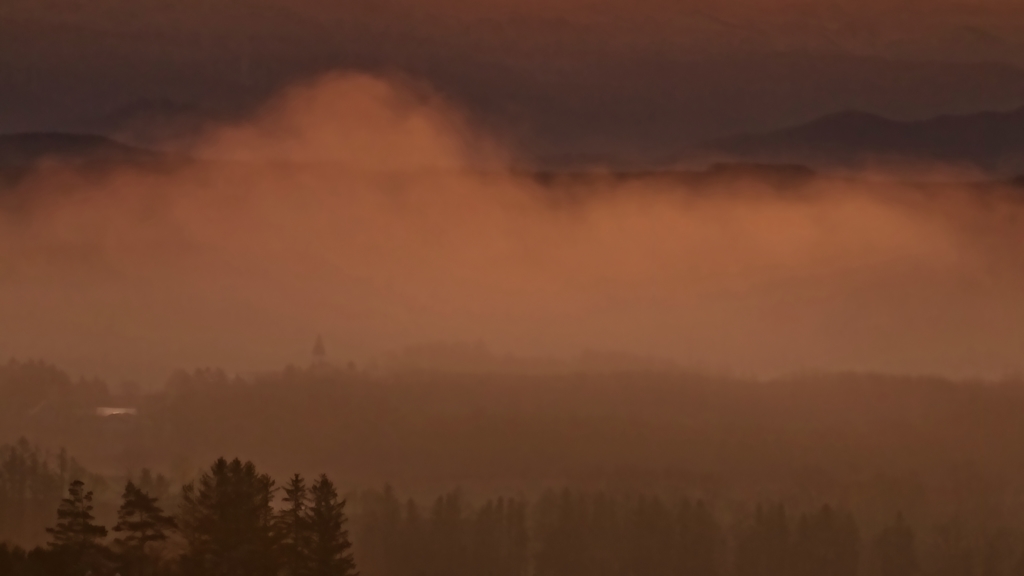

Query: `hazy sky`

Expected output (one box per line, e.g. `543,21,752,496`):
4,75,1024,383
4,0,1024,158
4,4,1024,382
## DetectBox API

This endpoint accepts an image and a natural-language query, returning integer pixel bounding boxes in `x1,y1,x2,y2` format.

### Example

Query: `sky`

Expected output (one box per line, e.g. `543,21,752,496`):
3,75,1024,383
4,0,1024,159
3,3,1024,382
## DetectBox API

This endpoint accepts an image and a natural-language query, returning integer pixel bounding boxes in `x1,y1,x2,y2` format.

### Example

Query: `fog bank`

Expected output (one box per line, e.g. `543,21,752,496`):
2,74,1024,382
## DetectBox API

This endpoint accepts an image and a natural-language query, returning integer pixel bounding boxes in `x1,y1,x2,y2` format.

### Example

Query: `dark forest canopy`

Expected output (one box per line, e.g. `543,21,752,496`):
0,456,356,576
3,360,1024,516
5,359,1024,574
0,451,1016,576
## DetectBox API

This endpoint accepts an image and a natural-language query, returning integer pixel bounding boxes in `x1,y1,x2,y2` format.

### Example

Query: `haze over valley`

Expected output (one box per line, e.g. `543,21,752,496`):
3,2,1024,576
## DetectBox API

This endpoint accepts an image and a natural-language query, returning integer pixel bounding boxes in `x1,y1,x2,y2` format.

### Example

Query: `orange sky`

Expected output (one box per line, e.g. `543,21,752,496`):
3,75,1024,382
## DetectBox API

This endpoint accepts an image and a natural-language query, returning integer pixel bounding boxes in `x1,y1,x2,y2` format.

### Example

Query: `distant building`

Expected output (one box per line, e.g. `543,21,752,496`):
95,407,138,417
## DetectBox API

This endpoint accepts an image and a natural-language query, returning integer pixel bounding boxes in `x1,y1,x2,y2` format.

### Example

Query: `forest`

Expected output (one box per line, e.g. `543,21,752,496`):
0,448,926,576
0,455,354,576
3,358,1024,576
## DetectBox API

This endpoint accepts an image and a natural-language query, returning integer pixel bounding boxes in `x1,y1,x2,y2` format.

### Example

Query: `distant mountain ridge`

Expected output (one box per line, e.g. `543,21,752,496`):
0,133,163,188
707,106,1024,172
0,132,160,161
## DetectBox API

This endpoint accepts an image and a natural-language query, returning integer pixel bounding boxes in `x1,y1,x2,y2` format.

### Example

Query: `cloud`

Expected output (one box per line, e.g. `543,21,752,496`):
2,73,1024,382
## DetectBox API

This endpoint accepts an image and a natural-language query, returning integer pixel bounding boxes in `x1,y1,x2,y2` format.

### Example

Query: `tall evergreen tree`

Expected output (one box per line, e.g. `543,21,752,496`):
427,491,466,576
351,485,404,576
626,495,674,576
793,505,859,576
113,480,177,576
278,474,312,576
307,475,357,576
676,499,722,576
46,480,108,575
0,543,27,575
0,439,76,545
735,503,792,576
874,513,919,576
179,458,278,576
933,517,976,576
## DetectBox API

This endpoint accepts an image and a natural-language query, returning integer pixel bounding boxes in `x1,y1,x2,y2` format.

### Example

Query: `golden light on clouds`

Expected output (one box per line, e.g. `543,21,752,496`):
3,74,1024,381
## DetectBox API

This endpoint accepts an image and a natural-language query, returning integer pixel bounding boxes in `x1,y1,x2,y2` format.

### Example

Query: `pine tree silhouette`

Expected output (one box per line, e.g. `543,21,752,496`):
307,475,357,576
874,513,918,576
793,505,859,576
736,503,792,576
278,474,312,576
179,458,278,576
47,479,108,575
113,480,177,576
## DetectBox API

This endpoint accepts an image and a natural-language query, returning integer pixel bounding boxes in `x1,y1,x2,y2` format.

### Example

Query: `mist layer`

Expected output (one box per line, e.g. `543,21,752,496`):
2,74,1024,382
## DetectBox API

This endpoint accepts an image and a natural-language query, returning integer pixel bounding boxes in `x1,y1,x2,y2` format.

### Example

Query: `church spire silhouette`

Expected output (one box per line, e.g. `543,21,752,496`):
312,335,327,366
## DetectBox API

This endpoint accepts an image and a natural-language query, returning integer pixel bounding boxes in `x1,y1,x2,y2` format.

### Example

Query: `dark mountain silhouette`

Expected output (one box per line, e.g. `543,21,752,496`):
531,163,817,191
0,133,164,189
89,99,215,146
0,134,157,168
706,106,1024,172
681,162,817,188
0,133,155,164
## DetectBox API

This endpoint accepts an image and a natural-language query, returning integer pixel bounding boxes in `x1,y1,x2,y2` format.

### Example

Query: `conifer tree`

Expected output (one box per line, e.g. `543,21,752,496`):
179,458,278,576
113,480,177,576
307,475,357,576
735,503,792,576
793,505,859,576
278,474,312,576
47,479,108,575
676,499,722,576
874,513,918,576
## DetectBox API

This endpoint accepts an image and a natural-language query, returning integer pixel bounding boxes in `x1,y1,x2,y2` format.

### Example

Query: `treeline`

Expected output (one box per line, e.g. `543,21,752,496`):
353,488,920,576
0,439,96,546
2,454,1024,576
7,358,1024,513
352,485,1024,576
0,458,355,576
10,359,1024,575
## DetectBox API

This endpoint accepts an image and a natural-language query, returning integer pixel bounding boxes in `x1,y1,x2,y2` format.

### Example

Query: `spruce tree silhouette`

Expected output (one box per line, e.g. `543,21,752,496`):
0,438,78,544
0,543,28,574
179,458,278,576
735,503,792,576
307,475,357,576
112,480,177,576
278,474,312,576
676,499,722,576
874,513,919,576
46,479,108,576
793,505,859,576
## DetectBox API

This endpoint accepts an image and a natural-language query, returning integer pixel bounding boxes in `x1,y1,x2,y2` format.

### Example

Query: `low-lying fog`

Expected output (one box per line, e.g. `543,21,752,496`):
2,74,1024,383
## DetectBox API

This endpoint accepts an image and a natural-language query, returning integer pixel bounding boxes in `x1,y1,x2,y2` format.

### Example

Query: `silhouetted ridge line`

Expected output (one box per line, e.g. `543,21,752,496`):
708,105,1024,171
0,132,168,190
0,132,153,161
529,162,817,189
